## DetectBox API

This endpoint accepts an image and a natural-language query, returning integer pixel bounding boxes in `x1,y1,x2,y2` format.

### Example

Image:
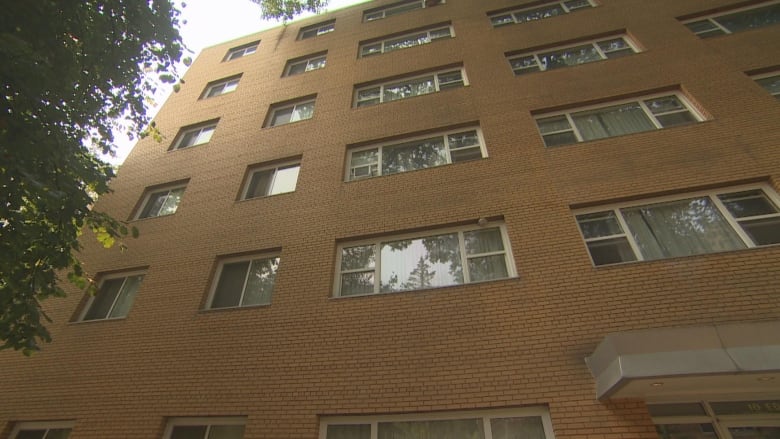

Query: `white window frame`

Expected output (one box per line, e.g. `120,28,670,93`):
78,270,146,321
320,407,555,439
507,34,640,75
334,221,516,297
169,121,218,151
206,254,280,310
354,67,468,107
223,41,259,61
163,417,246,439
751,71,780,99
241,160,301,199
284,52,327,76
299,21,335,39
363,0,444,22
359,24,454,58
266,98,316,127
345,126,487,181
573,183,780,266
489,0,597,27
650,400,780,439
201,76,241,99
682,0,780,37
534,91,705,146
9,421,75,439
135,183,187,220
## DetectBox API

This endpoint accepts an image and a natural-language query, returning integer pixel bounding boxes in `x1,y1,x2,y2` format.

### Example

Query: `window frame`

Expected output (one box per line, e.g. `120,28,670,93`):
9,421,75,439
206,253,280,310
573,183,780,266
134,183,187,220
201,75,241,99
265,98,317,127
362,0,444,22
345,126,488,181
241,160,301,200
488,0,597,27
77,269,146,322
169,120,219,151
298,20,335,40
359,24,454,58
682,0,780,38
507,34,640,75
751,70,780,100
353,67,468,108
534,91,705,146
223,41,259,61
162,417,246,439
650,400,780,439
334,221,516,297
284,52,327,76
319,407,556,439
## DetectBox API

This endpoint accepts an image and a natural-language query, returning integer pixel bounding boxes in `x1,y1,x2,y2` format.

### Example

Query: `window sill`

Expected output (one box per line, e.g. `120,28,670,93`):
199,303,272,313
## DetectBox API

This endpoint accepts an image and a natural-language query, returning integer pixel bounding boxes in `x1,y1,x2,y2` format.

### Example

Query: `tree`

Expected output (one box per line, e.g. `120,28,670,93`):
0,1,184,354
253,0,330,21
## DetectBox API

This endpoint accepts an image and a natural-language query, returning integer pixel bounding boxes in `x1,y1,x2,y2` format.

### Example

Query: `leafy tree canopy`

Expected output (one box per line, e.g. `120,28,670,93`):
253,0,329,21
0,0,185,354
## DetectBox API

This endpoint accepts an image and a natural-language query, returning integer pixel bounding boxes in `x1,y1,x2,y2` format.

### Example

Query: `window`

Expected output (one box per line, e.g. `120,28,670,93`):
650,400,780,439
683,1,780,38
320,407,555,439
347,127,486,180
363,0,445,22
535,92,703,146
163,417,245,439
136,184,186,219
284,52,327,76
201,76,241,99
265,98,316,127
299,20,335,39
359,24,453,58
9,421,74,439
79,271,145,321
752,71,780,100
170,120,218,150
354,67,467,107
223,41,259,61
208,255,279,309
508,34,639,75
242,161,300,199
489,0,596,27
336,221,515,297
574,184,780,266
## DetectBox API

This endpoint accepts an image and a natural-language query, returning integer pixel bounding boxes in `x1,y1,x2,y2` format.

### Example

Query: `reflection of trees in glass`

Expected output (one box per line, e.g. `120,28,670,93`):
382,138,446,175
401,256,437,290
383,77,435,102
379,234,463,293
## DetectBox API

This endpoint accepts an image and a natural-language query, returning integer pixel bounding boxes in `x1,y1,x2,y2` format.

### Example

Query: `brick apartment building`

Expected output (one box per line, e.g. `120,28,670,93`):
2,0,780,437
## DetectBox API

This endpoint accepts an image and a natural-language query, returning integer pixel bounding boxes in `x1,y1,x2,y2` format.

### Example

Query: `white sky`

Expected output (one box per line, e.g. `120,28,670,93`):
106,0,370,164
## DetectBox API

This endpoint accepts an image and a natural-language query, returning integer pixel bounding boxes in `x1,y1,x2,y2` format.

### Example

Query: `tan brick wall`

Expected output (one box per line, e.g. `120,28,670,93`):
2,0,779,437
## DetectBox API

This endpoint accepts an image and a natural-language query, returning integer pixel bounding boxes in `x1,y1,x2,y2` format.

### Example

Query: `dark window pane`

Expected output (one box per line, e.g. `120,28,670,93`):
170,426,208,439
212,261,249,308
378,418,484,439
450,147,482,162
715,4,780,33
326,424,371,439
241,258,278,306
45,429,71,439
15,431,47,439
577,211,624,239
543,132,578,147
740,217,780,245
341,272,375,296
84,278,123,320
647,402,707,417
468,254,509,282
654,112,697,128
246,169,274,199
655,423,718,439
208,425,245,439
586,237,637,265
719,190,779,218
491,416,545,439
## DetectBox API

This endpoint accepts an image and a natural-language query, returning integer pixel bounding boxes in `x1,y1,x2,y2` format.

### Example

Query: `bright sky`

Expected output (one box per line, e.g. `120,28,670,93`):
106,0,370,164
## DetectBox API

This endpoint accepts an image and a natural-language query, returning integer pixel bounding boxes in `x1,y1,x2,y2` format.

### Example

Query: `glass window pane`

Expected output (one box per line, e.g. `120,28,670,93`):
685,20,720,35
15,430,47,439
84,278,123,320
491,15,514,26
656,424,718,439
246,169,273,199
450,146,482,162
654,112,697,127
378,418,484,439
269,165,299,195
307,57,326,70
538,43,602,70
287,62,307,76
515,5,565,23
385,33,428,52
511,56,540,74
212,261,249,308
438,71,463,84
159,188,183,216
140,191,166,218
382,137,446,175
537,116,572,134
341,245,375,270
208,425,245,439
108,274,143,318
380,234,463,292
565,0,593,10
714,4,780,33
728,426,780,439
430,28,451,39
719,190,779,218
586,237,637,265
341,272,375,296
350,149,379,179
572,102,655,141
490,416,546,439
326,424,371,439
291,102,314,121
598,38,630,53
358,88,381,100
271,107,293,126
385,2,422,16
644,96,686,114
448,131,479,149
468,254,509,282
543,132,578,147
577,211,624,239
170,426,208,439
383,77,435,102
464,228,504,254
756,75,780,96
241,257,278,306
44,429,71,439
739,217,780,245
622,197,746,260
